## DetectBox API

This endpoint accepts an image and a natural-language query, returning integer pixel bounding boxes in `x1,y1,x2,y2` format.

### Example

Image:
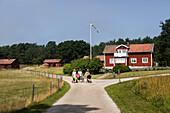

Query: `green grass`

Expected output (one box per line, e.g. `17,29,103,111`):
20,64,37,69
104,69,170,79
11,81,70,113
28,67,64,75
105,76,170,113
0,70,60,113
91,73,105,79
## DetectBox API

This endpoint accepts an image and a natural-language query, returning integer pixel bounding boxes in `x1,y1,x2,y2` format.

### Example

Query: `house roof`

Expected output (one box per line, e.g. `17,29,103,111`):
44,59,61,63
0,59,16,64
95,55,104,61
103,44,154,53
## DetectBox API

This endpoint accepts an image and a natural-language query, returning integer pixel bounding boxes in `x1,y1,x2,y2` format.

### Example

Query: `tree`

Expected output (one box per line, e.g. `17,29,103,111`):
56,40,90,63
45,41,57,59
155,19,170,66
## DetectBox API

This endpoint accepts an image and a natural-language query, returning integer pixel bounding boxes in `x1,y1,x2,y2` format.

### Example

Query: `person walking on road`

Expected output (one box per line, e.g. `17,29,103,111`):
78,69,83,82
72,69,77,83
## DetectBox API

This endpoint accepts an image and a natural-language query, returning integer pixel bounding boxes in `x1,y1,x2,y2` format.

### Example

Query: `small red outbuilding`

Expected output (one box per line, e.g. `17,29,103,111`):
0,59,20,69
43,59,62,67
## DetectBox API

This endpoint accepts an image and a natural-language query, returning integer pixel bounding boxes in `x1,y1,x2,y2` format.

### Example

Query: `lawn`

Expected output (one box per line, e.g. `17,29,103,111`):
105,76,170,113
104,69,170,79
28,66,105,79
28,67,64,75
0,70,61,112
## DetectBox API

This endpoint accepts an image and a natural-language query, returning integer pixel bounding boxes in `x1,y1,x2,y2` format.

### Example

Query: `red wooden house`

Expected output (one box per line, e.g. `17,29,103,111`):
103,43,154,69
43,59,62,67
0,59,20,69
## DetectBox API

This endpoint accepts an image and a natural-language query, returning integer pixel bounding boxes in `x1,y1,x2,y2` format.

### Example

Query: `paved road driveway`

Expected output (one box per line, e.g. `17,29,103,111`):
45,76,139,113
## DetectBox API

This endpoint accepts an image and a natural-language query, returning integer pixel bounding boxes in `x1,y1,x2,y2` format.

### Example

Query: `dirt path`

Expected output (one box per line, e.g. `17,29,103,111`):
44,76,140,113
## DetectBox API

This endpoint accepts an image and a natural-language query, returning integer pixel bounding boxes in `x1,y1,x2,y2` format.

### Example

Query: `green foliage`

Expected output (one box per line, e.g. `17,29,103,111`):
63,58,103,75
63,64,72,74
112,63,131,73
56,40,90,63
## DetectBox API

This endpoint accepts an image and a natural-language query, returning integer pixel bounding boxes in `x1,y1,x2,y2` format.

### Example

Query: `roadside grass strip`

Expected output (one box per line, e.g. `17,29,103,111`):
105,76,170,113
104,69,170,79
11,81,70,113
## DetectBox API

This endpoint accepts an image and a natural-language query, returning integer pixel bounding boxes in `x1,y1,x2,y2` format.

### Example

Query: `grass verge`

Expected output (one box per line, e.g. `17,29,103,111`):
105,76,170,113
11,81,70,113
28,67,64,75
104,69,170,79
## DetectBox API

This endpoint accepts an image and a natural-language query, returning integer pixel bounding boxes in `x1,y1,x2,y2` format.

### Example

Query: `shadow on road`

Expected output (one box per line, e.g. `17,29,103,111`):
46,104,100,113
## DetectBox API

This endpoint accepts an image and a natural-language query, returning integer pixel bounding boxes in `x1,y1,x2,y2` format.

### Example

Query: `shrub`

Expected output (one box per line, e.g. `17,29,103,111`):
63,64,72,75
112,64,131,73
63,58,103,75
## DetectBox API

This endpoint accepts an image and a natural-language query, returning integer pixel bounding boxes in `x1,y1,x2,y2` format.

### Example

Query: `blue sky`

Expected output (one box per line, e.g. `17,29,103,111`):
0,0,170,46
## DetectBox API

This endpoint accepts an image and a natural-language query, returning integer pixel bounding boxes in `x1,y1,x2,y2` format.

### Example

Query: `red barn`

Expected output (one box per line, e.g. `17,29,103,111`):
0,59,20,69
103,43,154,69
43,59,62,67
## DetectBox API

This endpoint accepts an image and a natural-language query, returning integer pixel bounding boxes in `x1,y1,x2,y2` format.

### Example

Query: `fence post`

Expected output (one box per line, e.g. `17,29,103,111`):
31,84,34,103
52,74,53,78
60,76,63,82
112,72,115,78
56,75,58,81
50,81,52,94
48,73,49,78
118,69,121,83
58,78,60,88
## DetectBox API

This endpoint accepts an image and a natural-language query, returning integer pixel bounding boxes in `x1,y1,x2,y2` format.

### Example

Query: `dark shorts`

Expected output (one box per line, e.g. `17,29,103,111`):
73,78,75,81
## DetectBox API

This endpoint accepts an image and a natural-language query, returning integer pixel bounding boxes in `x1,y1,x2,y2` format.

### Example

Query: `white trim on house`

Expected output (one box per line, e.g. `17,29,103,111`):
104,66,114,69
142,57,148,63
151,53,152,67
131,58,137,63
126,57,127,66
116,44,129,49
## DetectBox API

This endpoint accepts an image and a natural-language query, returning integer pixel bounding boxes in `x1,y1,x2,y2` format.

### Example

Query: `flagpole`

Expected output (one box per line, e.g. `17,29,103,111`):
90,23,92,59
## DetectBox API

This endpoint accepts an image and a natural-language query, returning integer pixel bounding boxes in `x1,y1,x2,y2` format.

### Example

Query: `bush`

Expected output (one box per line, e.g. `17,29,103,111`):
112,64,131,73
63,64,72,74
63,58,103,75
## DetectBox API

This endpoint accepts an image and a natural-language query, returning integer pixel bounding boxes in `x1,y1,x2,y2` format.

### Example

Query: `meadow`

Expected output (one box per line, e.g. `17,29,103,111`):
28,67,64,75
104,69,170,79
0,70,61,113
105,76,170,113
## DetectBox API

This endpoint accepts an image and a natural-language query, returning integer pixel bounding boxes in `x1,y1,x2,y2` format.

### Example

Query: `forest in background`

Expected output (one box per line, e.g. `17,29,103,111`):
0,19,169,66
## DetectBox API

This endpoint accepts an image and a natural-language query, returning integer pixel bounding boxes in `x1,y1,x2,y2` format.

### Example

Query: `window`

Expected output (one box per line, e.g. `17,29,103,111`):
142,58,148,63
109,58,114,64
118,50,121,53
122,50,126,53
131,58,137,63
116,58,125,63
117,49,126,53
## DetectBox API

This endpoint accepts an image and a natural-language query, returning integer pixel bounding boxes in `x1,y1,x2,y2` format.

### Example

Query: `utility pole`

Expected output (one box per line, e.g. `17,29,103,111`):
90,23,92,59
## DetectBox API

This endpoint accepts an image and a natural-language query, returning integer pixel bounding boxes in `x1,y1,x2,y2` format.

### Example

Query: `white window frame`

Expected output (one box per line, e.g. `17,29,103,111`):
142,57,148,63
117,49,127,53
109,58,114,64
116,58,125,63
131,58,137,63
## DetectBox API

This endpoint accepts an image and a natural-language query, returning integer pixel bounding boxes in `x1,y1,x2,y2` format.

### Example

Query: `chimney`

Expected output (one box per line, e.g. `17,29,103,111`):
127,42,130,47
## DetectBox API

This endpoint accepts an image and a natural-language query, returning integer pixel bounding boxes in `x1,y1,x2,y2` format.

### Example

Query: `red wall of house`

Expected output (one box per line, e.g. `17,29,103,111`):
118,47,127,49
128,53,152,66
105,54,114,67
55,63,60,67
11,60,20,69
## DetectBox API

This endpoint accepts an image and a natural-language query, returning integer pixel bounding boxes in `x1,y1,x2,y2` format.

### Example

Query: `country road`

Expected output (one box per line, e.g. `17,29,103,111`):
44,76,140,113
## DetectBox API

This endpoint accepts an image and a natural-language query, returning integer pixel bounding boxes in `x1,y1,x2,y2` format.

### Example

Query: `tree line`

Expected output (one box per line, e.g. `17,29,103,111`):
0,19,169,66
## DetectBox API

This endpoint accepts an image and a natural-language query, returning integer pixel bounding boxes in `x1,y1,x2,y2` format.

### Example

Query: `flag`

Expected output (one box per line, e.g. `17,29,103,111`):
90,24,99,33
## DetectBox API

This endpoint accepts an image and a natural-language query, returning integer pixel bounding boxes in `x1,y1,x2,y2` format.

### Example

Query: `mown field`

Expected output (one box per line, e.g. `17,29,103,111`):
28,67,64,75
105,76,170,113
104,69,170,79
0,70,60,113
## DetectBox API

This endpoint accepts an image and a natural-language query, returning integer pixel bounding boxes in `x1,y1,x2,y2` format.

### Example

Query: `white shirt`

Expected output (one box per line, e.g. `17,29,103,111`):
78,71,82,76
72,71,76,78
